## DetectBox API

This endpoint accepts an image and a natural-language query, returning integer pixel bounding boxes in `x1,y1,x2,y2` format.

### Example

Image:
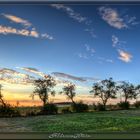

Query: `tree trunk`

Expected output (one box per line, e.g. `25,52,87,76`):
102,98,107,111
71,98,76,105
43,99,46,108
124,97,128,103
0,98,6,107
103,102,106,111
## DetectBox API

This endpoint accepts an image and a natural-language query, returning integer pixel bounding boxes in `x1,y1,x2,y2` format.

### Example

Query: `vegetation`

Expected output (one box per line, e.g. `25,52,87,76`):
134,101,140,108
134,85,140,101
0,109,140,132
0,77,140,117
60,83,76,105
117,101,130,110
94,103,106,111
90,78,117,110
32,75,56,108
0,84,6,107
61,107,72,114
118,82,135,103
39,103,58,115
72,101,89,112
0,104,20,117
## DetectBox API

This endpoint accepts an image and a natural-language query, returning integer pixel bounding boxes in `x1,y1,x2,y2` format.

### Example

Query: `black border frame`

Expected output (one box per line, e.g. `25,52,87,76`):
0,1,140,139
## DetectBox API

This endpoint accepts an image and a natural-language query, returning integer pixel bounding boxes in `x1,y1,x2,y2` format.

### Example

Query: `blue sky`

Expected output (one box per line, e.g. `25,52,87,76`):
0,4,140,105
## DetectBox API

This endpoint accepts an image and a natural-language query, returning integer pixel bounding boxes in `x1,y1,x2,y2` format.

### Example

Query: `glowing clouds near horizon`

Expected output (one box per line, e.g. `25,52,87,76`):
0,68,35,85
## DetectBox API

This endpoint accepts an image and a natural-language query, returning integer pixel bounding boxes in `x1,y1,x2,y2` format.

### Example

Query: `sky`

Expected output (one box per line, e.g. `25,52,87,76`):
0,3,140,106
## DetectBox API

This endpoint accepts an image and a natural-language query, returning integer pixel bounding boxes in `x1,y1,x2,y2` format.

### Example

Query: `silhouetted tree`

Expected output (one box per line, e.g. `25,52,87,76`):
0,84,6,107
90,78,117,110
134,85,140,101
32,75,56,107
118,81,135,103
16,101,20,107
60,83,76,105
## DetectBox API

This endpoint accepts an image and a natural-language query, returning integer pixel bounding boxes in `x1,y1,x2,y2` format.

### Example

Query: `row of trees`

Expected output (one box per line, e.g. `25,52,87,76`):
32,76,140,110
0,76,140,111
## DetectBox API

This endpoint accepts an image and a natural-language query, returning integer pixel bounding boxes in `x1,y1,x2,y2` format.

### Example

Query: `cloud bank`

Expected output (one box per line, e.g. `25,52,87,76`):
99,6,138,29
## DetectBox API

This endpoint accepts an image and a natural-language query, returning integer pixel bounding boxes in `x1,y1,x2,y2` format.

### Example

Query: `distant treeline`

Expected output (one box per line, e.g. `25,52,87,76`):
0,76,140,117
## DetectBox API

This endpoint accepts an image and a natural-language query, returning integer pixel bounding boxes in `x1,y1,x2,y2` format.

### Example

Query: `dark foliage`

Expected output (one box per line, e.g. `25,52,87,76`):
26,111,37,116
32,76,56,107
92,103,97,111
40,103,58,115
61,107,72,114
117,101,130,110
0,104,20,117
134,101,140,108
107,104,119,110
72,102,89,113
90,78,117,110
96,103,106,111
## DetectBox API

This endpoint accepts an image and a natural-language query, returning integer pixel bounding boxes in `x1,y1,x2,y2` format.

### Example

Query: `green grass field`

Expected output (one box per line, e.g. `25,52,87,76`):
0,109,140,132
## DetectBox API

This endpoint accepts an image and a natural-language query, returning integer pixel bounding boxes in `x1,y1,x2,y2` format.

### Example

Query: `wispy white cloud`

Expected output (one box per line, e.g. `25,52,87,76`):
16,67,46,77
52,72,86,82
2,13,32,28
76,44,95,60
78,53,88,59
112,35,126,48
41,33,54,40
0,25,53,40
85,44,95,54
84,28,97,38
0,25,39,38
111,35,132,63
99,6,138,29
51,4,96,38
0,68,35,85
52,72,100,83
118,49,132,62
112,35,119,47
98,57,114,63
124,15,139,26
1,13,54,40
51,4,90,24
106,59,114,63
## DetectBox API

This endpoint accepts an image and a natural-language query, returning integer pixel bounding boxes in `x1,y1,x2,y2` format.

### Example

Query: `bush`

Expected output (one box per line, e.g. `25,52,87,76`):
40,103,58,115
61,107,72,114
72,102,89,113
107,104,118,111
0,104,20,117
92,103,97,111
134,101,140,108
117,101,130,110
96,103,106,111
26,111,37,116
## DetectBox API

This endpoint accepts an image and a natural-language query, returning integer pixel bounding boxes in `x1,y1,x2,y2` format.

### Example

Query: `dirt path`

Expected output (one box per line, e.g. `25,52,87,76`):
0,118,32,132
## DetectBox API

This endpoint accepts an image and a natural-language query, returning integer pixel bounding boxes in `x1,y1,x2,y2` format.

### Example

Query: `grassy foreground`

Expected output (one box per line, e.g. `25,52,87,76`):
0,109,140,132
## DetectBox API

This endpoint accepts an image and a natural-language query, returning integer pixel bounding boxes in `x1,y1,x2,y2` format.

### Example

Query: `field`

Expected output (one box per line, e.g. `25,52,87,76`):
0,109,140,132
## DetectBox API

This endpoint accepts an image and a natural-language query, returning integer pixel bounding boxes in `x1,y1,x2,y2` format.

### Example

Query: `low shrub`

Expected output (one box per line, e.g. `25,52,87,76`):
26,111,37,116
72,102,89,113
107,104,119,111
117,101,130,110
61,107,72,114
40,103,58,115
96,103,106,111
134,101,140,108
92,103,97,111
0,104,20,117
